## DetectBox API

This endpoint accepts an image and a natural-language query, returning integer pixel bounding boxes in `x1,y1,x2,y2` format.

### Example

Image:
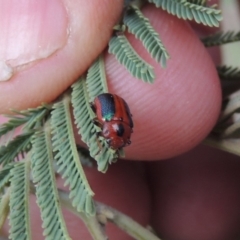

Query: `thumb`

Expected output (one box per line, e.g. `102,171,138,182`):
0,0,123,112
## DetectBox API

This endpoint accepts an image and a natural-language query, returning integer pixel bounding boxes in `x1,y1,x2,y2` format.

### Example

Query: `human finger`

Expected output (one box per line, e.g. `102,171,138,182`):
148,145,240,240
103,5,221,160
0,0,123,112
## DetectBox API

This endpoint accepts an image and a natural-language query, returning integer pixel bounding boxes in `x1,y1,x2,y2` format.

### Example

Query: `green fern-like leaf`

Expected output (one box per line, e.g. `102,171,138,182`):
72,78,118,173
51,95,95,215
0,165,12,193
202,31,240,47
86,56,109,102
95,140,118,172
0,188,10,230
124,6,169,67
221,121,240,139
217,65,240,80
187,0,207,6
9,160,31,240
109,34,155,83
72,78,100,148
0,117,26,139
0,117,28,146
20,105,51,131
148,0,222,27
219,95,240,123
0,106,49,137
0,106,50,146
0,132,33,166
31,130,71,240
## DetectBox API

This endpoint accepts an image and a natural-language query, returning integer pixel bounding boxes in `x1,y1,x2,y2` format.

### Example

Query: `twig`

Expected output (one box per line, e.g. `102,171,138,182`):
30,184,108,240
96,202,161,240
31,185,161,240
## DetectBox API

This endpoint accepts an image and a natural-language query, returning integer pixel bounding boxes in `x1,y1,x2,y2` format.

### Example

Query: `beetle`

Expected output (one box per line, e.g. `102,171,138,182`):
91,93,133,150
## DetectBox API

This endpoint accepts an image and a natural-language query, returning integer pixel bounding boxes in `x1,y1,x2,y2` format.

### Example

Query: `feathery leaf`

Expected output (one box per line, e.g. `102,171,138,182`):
202,31,240,47
124,6,169,67
0,188,10,230
72,77,99,145
221,121,240,139
0,106,49,138
0,132,33,166
217,65,240,80
21,105,51,131
0,165,12,193
0,117,26,139
51,95,95,215
148,0,222,27
0,117,27,147
0,106,50,146
86,56,109,102
31,129,71,240
9,160,31,240
204,137,240,157
71,78,119,173
109,34,155,83
187,0,207,6
218,94,240,123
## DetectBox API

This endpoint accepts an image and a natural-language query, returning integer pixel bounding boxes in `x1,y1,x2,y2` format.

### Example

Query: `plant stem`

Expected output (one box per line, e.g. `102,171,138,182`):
31,185,161,240
96,202,161,240
58,190,108,240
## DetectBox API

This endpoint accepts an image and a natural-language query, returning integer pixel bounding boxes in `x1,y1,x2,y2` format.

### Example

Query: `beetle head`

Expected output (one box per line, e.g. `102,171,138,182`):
102,121,132,149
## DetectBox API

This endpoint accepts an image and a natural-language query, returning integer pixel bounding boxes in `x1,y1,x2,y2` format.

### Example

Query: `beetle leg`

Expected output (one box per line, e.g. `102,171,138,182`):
106,138,112,146
97,131,105,138
94,138,104,157
92,118,102,127
127,139,131,145
90,102,96,113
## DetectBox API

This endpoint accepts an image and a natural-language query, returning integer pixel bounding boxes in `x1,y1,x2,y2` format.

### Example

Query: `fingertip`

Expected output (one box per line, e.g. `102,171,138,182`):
105,5,221,160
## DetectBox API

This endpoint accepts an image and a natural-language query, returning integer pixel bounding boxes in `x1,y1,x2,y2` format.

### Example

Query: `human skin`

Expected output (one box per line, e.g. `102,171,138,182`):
1,0,240,239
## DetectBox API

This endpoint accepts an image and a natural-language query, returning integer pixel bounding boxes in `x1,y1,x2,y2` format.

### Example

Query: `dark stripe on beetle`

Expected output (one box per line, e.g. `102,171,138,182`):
116,123,125,137
98,94,115,121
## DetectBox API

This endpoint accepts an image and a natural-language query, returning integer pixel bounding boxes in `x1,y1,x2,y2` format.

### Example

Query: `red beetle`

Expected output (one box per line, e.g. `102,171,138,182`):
91,93,133,150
